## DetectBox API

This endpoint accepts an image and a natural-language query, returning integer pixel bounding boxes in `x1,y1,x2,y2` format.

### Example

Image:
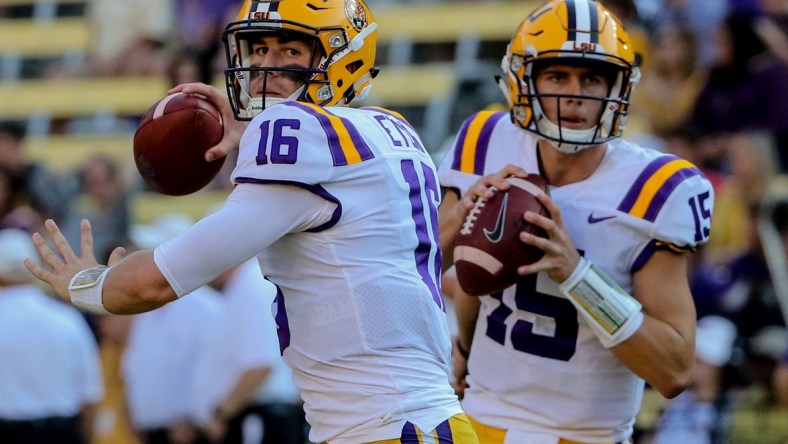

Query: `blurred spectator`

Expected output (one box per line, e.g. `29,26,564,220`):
61,154,131,264
600,0,650,64
690,12,788,171
652,165,788,443
661,124,726,192
87,0,173,77
774,351,788,408
739,0,788,65
650,0,728,68
122,214,223,444
679,185,788,437
629,21,705,137
771,193,788,412
651,315,738,444
0,122,77,227
704,131,781,265
173,0,237,84
0,167,14,224
192,259,306,444
92,314,140,444
0,228,104,444
167,52,205,87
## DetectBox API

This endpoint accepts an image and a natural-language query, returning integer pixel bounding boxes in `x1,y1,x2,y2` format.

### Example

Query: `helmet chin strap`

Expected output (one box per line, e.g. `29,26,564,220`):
242,85,306,118
535,115,600,154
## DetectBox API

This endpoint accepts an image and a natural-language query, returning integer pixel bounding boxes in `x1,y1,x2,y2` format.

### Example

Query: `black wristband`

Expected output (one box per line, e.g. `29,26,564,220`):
455,338,471,360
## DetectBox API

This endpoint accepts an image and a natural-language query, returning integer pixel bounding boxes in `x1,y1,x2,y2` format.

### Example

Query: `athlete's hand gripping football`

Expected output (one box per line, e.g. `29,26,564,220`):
442,164,528,245
168,82,247,162
517,193,582,284
453,164,529,223
24,219,126,304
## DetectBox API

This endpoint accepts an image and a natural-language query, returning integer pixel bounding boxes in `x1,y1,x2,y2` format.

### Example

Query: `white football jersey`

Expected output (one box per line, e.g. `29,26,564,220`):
228,103,461,443
438,111,714,442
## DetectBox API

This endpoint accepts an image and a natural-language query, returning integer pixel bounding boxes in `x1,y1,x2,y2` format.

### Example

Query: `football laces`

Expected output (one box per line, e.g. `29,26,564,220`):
460,186,496,235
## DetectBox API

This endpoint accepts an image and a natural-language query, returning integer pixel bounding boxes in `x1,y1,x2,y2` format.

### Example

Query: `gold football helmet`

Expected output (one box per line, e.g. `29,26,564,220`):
499,0,640,153
223,0,379,119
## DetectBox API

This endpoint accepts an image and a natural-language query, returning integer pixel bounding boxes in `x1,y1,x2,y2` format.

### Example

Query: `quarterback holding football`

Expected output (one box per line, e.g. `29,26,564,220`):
26,0,478,443
438,0,714,443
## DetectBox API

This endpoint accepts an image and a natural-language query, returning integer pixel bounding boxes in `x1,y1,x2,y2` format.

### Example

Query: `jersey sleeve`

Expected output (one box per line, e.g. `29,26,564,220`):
617,155,715,252
232,102,376,186
437,110,509,195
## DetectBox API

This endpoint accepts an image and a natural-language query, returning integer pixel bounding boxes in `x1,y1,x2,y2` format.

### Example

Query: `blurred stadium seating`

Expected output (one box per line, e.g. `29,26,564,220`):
0,0,534,149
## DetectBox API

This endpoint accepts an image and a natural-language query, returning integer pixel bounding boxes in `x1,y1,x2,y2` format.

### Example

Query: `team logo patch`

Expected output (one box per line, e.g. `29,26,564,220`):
345,0,367,31
248,0,281,19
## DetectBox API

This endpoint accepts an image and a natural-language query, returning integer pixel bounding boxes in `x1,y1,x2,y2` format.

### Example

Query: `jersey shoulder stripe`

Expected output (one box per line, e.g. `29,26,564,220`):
617,155,703,222
361,106,405,121
361,106,425,152
450,111,507,175
283,102,374,166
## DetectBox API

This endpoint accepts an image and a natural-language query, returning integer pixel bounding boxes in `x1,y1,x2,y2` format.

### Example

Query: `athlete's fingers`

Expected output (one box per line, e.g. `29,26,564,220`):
536,192,564,226
30,231,66,271
79,219,97,263
497,164,528,180
524,210,558,236
24,259,56,286
519,229,558,255
167,82,205,95
517,262,542,276
462,183,492,206
107,246,127,267
43,219,78,263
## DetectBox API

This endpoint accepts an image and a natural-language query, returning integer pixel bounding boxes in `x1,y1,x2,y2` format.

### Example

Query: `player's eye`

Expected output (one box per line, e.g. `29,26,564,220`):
583,75,604,85
545,72,566,82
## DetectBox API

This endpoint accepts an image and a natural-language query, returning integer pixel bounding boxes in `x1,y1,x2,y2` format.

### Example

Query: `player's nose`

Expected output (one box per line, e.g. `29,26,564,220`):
564,76,583,97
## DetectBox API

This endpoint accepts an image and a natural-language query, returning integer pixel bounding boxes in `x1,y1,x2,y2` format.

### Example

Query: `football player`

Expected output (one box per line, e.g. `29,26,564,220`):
437,0,714,443
25,1,478,443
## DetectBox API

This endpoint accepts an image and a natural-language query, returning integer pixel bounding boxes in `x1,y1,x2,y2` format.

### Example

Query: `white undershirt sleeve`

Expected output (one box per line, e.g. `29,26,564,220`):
154,183,337,297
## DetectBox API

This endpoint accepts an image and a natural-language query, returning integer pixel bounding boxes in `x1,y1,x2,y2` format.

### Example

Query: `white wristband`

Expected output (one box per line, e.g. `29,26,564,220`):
559,258,643,348
68,266,112,314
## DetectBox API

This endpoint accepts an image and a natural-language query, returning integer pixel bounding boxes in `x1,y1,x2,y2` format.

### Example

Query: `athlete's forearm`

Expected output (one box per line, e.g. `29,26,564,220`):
609,251,696,398
438,190,465,271
102,251,177,314
610,315,694,398
454,290,481,352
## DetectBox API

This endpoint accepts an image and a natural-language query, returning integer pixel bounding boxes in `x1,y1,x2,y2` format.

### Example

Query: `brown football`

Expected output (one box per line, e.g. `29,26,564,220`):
454,175,550,296
133,93,225,196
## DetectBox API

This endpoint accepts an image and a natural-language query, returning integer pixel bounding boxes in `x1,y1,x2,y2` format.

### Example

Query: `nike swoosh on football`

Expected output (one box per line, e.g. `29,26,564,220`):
483,193,509,243
587,213,617,224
